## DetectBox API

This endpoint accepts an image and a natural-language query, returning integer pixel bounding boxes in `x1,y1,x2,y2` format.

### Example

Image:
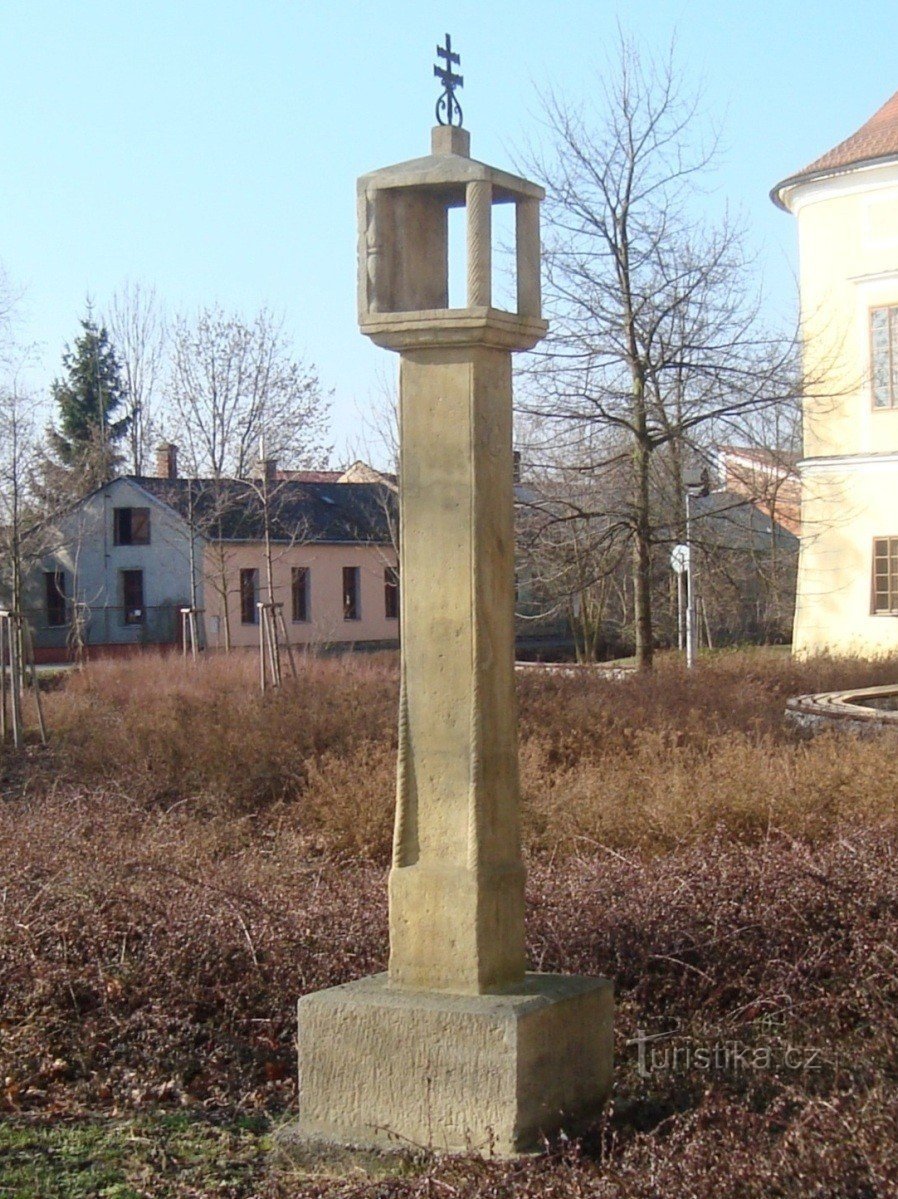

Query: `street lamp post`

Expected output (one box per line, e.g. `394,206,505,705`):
684,470,710,670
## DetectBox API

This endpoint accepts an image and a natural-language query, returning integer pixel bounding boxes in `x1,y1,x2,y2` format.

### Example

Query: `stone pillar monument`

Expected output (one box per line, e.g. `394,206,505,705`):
296,113,612,1159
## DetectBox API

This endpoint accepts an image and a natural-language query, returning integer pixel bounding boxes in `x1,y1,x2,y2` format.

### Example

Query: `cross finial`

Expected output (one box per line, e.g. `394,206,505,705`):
434,33,463,127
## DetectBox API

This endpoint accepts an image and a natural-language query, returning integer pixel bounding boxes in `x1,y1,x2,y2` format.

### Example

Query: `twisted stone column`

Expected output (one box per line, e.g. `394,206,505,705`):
467,180,492,308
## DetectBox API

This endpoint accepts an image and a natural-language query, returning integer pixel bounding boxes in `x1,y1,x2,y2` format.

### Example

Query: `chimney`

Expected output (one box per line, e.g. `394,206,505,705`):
252,457,278,486
156,442,178,480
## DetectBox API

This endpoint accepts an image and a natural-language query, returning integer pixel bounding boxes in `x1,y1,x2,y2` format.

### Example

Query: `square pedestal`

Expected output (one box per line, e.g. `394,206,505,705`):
296,972,613,1157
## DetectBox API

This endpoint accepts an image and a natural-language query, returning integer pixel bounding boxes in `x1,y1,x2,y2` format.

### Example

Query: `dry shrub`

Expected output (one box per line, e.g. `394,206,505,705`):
517,650,898,853
280,1091,896,1198
22,647,898,862
0,785,895,1197
2,648,898,1194
299,741,396,857
523,727,898,853
516,646,898,748
40,651,398,857
0,787,389,1116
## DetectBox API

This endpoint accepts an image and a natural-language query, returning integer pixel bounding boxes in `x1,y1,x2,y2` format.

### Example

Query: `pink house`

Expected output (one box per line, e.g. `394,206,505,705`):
205,540,399,650
138,455,399,652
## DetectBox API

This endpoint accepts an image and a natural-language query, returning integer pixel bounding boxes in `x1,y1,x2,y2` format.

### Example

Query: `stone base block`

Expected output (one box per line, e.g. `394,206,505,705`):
296,972,613,1157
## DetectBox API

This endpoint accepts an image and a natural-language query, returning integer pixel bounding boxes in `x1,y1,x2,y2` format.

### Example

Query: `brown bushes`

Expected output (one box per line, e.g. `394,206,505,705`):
37,652,399,856
0,793,895,1196
29,647,898,859
2,648,898,1195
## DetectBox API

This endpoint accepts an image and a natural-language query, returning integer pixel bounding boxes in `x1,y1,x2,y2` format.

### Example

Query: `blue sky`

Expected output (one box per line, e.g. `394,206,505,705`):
2,1,898,462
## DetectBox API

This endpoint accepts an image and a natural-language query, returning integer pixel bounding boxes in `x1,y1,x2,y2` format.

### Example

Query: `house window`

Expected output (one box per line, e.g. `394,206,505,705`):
873,537,898,613
384,566,399,619
870,306,898,409
343,566,360,621
240,568,259,624
45,570,67,627
121,569,144,624
292,567,310,622
113,507,151,545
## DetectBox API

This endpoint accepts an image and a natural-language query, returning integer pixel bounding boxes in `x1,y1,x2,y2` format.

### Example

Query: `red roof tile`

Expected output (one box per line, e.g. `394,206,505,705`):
773,90,898,207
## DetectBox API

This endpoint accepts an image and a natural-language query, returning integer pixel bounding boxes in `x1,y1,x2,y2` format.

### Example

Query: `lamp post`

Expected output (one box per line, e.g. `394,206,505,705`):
684,470,710,670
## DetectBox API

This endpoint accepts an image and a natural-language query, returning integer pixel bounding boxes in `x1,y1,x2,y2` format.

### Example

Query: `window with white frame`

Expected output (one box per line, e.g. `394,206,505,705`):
873,537,898,613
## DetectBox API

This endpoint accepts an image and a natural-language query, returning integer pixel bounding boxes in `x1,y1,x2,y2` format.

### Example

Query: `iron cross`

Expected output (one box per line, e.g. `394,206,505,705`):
434,33,463,127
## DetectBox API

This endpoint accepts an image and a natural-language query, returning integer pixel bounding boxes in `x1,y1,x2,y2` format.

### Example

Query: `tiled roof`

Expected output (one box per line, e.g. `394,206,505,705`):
773,90,898,206
275,469,344,483
692,490,799,553
129,476,395,544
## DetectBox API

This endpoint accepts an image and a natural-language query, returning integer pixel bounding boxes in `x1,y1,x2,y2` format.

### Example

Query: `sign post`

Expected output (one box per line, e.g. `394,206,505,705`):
670,544,689,655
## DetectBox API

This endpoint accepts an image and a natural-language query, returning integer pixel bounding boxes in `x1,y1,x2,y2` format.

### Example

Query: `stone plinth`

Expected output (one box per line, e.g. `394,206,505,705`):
297,973,613,1157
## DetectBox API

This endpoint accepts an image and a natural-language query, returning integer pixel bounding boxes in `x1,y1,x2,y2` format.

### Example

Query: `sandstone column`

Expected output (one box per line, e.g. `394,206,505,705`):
296,124,613,1158
389,338,524,994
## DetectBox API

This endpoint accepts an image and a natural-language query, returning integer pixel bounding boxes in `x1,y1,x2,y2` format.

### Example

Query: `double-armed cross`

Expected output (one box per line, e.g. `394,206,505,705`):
434,33,463,127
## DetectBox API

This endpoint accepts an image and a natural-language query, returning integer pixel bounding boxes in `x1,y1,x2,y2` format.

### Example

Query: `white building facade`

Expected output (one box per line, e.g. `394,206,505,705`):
774,91,898,657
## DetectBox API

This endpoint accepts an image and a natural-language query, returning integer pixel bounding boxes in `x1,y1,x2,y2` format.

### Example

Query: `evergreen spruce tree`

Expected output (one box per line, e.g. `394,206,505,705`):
44,315,130,501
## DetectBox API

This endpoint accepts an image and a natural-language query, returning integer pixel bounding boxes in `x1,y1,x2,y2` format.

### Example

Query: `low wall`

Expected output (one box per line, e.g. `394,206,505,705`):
785,684,898,737
514,661,635,681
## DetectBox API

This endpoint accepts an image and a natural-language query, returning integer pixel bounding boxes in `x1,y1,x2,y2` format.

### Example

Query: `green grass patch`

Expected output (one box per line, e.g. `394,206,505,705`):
0,1114,270,1198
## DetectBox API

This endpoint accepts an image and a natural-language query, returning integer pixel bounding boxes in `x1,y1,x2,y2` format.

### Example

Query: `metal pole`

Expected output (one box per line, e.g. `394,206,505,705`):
686,492,696,670
677,569,685,653
0,615,7,742
9,614,23,748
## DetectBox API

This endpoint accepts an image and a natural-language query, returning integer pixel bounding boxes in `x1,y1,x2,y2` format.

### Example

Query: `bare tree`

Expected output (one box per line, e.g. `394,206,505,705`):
0,385,42,616
241,452,309,686
165,306,331,651
519,36,802,669
167,306,330,478
0,270,42,616
519,487,628,663
106,281,167,475
346,370,401,571
348,366,400,476
0,264,24,374
699,397,802,642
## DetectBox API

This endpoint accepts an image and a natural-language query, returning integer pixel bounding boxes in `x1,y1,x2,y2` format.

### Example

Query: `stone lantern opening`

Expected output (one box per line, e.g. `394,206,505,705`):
358,126,544,334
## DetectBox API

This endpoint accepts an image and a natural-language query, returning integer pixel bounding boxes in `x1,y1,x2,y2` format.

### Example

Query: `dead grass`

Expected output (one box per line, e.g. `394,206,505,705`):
1,647,897,1196
34,651,399,857
21,647,898,858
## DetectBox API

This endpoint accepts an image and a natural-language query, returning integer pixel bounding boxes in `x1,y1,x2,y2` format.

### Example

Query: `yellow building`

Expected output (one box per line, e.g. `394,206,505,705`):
774,92,898,657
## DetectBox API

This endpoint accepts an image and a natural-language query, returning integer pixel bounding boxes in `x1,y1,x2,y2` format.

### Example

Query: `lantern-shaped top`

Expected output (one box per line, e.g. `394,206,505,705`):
357,126,548,352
